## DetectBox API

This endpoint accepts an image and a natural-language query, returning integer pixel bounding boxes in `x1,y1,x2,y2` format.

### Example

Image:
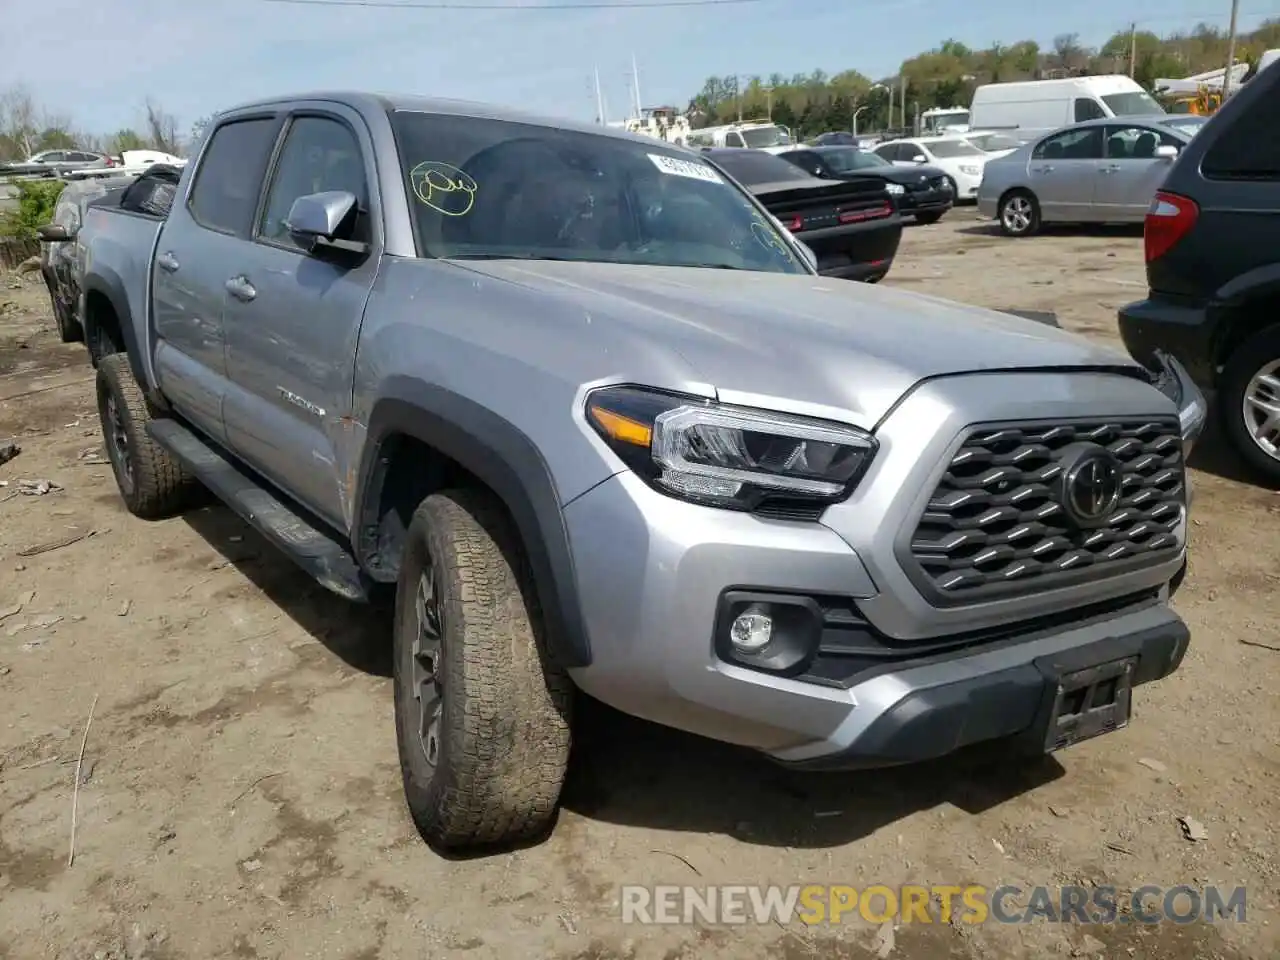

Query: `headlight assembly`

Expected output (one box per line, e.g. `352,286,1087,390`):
585,385,877,511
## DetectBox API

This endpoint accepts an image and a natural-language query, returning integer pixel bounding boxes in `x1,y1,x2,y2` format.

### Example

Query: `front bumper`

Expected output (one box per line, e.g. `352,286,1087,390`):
563,370,1198,765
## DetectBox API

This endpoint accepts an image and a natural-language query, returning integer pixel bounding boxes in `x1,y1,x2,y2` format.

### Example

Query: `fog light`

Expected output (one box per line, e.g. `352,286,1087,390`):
730,608,773,653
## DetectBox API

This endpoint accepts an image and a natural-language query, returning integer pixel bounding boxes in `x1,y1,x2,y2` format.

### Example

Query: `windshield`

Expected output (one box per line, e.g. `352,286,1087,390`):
1102,91,1166,116
821,148,889,172
969,133,1020,151
709,149,814,185
389,111,806,274
740,125,790,148
1162,116,1207,134
926,139,983,158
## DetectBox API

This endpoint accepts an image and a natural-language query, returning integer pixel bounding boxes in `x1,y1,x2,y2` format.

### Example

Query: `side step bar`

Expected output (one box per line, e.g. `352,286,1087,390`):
147,418,369,602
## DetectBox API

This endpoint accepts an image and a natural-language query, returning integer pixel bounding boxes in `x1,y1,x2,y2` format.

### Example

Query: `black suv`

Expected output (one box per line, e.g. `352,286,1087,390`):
1117,59,1280,482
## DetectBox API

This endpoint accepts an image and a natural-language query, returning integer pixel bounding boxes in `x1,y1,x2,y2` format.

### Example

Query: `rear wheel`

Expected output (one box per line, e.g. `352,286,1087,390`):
95,353,198,518
998,190,1040,237
48,289,82,344
393,488,573,852
1219,324,1280,486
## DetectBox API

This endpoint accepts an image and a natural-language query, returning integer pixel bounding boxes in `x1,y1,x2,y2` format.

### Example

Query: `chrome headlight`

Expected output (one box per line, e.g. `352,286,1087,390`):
959,164,980,176
885,182,905,196
585,385,877,511
1149,350,1207,456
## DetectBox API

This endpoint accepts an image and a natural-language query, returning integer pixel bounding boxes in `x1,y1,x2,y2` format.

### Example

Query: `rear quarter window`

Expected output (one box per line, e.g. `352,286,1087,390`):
187,117,281,234
1201,92,1280,180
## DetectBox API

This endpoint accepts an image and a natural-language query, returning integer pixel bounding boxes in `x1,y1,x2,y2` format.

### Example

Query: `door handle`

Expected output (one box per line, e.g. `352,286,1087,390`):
156,251,179,272
1033,165,1054,173
1098,165,1121,174
225,276,257,302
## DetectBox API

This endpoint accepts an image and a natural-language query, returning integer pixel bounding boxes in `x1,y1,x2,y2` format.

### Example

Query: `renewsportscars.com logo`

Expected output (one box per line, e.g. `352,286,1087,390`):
619,884,1248,926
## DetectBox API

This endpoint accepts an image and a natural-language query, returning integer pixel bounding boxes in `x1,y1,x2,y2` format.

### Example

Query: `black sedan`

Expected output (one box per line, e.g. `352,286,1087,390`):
777,145,954,224
702,147,902,283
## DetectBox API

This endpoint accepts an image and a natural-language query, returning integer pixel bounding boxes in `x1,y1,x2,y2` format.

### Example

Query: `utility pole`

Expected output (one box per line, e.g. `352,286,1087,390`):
1128,22,1137,77
887,83,894,133
631,54,642,118
735,75,743,122
900,74,907,129
1223,0,1241,98
594,65,606,125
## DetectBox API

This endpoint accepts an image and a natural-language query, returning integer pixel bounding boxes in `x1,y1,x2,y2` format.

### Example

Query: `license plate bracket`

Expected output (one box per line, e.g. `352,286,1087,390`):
1042,657,1135,753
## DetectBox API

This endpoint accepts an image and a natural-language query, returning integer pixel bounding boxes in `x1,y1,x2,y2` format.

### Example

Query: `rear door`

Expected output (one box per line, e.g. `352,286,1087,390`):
1095,123,1183,220
1028,125,1103,220
151,113,283,445
220,105,383,528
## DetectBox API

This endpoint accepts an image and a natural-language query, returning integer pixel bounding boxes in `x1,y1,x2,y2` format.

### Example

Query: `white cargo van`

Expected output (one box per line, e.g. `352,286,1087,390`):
968,75,1165,142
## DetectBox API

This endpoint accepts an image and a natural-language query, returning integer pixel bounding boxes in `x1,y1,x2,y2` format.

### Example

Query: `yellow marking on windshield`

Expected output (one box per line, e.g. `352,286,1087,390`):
409,161,478,216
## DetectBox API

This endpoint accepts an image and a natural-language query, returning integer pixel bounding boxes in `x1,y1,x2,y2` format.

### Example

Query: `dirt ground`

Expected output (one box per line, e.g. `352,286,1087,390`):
1,211,1277,960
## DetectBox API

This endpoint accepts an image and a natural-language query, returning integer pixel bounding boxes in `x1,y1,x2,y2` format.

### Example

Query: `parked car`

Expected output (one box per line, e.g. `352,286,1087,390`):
36,165,183,352
968,75,1167,143
35,175,135,343
703,147,902,281
962,131,1022,157
776,145,953,224
1117,58,1280,483
871,135,991,201
808,131,859,146
16,149,116,176
78,92,1203,854
977,117,1196,237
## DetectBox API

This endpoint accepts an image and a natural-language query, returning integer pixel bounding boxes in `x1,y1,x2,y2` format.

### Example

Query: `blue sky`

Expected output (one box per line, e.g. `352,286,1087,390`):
3,0,1276,138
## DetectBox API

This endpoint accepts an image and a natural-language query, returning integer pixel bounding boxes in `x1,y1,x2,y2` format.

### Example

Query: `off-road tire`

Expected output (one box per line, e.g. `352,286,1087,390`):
1218,323,1280,486
393,488,573,852
95,353,198,518
52,294,82,344
914,211,943,225
998,189,1040,237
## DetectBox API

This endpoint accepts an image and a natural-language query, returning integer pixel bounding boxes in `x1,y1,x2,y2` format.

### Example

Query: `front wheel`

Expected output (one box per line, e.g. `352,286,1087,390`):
393,488,573,852
1218,324,1280,486
999,190,1040,237
50,290,82,344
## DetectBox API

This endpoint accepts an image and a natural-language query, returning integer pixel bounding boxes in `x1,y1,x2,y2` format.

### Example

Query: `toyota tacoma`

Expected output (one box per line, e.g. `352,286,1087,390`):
76,91,1206,852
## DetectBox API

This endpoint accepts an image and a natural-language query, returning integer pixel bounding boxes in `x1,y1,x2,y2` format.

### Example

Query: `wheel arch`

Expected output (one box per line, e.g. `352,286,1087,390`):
1211,268,1280,376
354,381,592,668
81,268,146,383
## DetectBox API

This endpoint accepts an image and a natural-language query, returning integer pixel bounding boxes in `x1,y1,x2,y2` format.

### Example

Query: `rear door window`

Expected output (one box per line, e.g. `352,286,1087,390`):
1033,127,1104,160
1202,91,1280,180
187,117,280,235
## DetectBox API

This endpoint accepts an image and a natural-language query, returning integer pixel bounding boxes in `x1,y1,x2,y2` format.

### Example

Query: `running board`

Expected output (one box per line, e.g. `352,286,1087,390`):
147,419,369,602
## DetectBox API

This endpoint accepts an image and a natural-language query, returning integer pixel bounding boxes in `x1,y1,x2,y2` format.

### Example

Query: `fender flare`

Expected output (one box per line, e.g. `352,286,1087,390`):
355,380,592,668
81,267,147,386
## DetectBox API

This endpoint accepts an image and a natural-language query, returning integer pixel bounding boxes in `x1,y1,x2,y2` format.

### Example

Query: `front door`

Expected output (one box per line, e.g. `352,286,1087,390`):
220,107,383,529
151,114,282,445
1028,126,1103,220
1095,124,1182,220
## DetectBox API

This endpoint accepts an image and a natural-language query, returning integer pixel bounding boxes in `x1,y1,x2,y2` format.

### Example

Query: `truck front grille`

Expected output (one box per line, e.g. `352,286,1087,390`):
906,418,1184,602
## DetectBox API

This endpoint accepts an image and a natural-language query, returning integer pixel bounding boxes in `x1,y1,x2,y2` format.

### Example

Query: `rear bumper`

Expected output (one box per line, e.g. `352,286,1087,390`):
804,218,903,281
1117,295,1216,389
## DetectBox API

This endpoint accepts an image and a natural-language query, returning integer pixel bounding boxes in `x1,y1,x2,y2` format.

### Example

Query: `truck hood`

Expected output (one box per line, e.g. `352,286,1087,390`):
450,258,1146,427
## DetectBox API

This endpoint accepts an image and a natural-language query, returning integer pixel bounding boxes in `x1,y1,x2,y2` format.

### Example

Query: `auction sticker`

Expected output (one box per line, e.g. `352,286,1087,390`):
648,153,724,184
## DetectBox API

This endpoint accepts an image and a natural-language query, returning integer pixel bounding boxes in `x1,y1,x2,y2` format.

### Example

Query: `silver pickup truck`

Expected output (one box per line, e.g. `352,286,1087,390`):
77,91,1208,853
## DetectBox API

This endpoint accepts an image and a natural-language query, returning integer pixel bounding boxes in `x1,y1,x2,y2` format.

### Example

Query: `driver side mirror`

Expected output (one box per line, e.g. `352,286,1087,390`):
912,154,928,163
284,190,368,257
1154,144,1179,159
36,223,73,242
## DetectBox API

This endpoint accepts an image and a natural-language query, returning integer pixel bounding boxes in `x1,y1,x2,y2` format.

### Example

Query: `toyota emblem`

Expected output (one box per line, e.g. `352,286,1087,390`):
1060,446,1124,526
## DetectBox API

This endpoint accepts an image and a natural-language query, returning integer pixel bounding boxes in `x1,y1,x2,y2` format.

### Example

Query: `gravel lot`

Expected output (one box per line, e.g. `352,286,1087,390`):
0,209,1276,960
